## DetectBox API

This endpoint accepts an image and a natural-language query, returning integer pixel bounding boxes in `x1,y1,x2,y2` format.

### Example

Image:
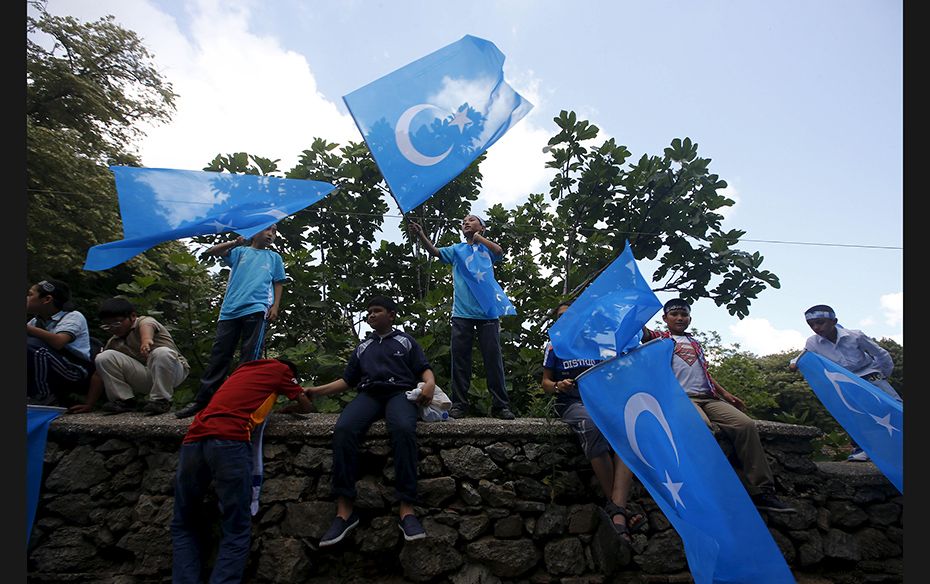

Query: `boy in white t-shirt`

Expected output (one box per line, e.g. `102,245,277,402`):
642,298,794,513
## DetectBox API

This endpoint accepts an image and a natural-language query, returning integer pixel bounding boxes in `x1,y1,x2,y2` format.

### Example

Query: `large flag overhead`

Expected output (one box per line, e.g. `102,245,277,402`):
83,167,337,271
452,243,516,318
577,340,795,584
27,405,65,544
343,34,532,213
796,351,903,493
548,241,661,361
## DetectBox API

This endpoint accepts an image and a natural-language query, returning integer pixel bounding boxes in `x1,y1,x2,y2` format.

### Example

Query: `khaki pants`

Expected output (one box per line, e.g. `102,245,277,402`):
95,348,189,402
689,395,774,495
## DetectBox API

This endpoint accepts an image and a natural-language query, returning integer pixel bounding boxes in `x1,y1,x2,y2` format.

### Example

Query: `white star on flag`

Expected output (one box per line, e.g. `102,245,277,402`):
449,109,472,132
870,412,900,437
663,470,685,509
209,219,237,232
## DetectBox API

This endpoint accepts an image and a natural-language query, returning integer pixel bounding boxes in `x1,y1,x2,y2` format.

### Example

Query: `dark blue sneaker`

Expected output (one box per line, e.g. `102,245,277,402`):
318,512,359,547
397,514,426,541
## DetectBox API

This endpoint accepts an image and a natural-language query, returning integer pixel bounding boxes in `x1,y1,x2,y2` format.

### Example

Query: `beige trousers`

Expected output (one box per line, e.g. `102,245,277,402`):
689,395,775,495
95,348,189,402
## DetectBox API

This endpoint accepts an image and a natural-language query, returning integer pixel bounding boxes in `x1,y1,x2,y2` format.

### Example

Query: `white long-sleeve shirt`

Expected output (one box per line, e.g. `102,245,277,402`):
793,327,894,378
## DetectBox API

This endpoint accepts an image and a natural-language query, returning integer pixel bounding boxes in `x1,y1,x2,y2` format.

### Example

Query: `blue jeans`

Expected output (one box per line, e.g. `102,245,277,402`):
449,317,510,410
331,390,419,503
171,439,253,584
194,312,267,405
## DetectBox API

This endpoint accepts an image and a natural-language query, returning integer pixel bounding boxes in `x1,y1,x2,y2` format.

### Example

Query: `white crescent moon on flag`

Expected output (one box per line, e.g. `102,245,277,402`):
824,369,880,415
395,104,453,166
624,392,681,470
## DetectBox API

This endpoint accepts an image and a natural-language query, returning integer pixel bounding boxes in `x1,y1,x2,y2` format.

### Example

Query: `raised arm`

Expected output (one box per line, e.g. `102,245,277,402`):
472,232,503,257
407,221,441,258
204,236,246,257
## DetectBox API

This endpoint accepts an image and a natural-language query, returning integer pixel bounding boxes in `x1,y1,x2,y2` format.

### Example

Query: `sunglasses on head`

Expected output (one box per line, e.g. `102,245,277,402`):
37,280,55,293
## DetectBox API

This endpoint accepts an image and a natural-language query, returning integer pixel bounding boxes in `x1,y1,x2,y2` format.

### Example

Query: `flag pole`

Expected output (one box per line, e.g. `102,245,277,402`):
383,186,425,304
566,240,631,300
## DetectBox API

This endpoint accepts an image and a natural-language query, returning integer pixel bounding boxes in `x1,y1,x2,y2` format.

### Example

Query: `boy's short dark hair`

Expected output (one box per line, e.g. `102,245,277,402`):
804,304,836,320
367,295,397,313
36,278,71,310
274,357,300,379
550,299,573,320
663,298,691,315
98,297,136,319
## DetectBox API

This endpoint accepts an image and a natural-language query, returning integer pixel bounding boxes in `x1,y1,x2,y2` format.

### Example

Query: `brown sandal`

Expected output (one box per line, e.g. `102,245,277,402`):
605,501,647,541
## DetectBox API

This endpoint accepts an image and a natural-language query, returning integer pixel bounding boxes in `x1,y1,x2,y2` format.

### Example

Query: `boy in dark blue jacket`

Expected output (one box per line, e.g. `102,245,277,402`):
309,295,436,546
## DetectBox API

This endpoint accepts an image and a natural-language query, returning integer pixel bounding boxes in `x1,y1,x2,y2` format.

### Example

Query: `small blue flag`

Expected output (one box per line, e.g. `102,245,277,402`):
797,351,903,493
549,241,661,361
27,405,65,544
343,35,532,213
577,340,795,584
452,243,516,318
83,167,337,271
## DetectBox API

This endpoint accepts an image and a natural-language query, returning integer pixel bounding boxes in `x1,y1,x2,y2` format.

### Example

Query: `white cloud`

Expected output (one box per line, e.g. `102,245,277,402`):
718,184,740,221
476,71,553,209
47,0,358,173
728,318,807,356
880,292,902,326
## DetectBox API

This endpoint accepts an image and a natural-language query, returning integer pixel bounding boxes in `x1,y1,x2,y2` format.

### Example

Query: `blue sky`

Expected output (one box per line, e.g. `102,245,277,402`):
38,0,903,355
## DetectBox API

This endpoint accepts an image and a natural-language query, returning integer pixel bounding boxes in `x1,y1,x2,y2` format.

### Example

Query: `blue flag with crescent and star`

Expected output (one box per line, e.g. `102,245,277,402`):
452,243,516,318
549,241,662,361
27,405,65,544
577,340,795,584
796,351,903,493
83,167,337,271
343,34,533,213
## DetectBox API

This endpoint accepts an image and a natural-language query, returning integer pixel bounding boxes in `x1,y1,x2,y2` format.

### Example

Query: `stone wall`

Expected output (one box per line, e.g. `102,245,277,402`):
27,413,903,583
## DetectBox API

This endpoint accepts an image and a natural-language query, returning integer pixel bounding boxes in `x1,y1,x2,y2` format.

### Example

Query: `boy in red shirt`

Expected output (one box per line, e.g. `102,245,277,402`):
170,358,311,584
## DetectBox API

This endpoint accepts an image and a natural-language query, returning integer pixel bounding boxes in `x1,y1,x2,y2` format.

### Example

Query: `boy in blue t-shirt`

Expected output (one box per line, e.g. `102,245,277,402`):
176,224,286,418
409,215,515,420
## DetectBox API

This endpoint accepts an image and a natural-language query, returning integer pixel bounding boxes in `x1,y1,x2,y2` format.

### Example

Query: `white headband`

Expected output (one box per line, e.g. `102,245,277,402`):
805,310,835,320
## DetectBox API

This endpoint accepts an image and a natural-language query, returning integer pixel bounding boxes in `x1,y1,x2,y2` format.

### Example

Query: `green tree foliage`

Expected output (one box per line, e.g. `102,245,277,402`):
29,12,903,434
26,5,216,403
26,1,185,307
183,111,787,416
530,111,780,318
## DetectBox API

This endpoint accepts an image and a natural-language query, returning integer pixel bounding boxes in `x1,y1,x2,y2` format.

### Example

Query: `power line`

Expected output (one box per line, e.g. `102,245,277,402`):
25,188,902,251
